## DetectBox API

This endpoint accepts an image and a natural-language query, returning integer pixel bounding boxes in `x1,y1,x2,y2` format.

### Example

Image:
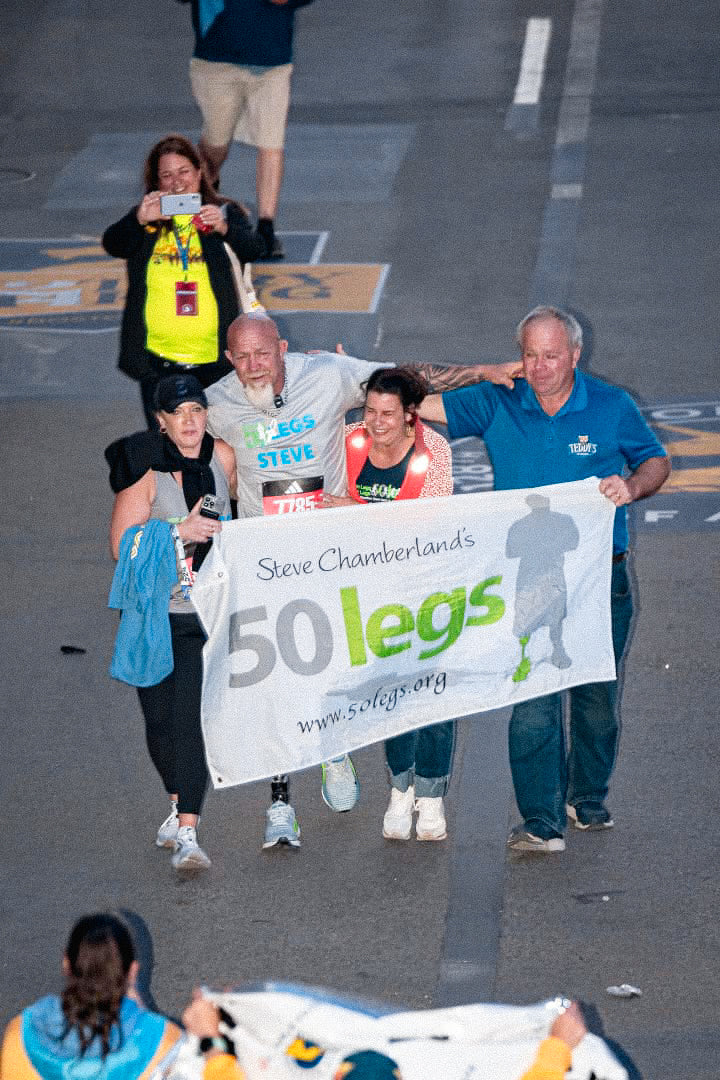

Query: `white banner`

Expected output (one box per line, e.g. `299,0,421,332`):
192,478,616,788
161,984,627,1080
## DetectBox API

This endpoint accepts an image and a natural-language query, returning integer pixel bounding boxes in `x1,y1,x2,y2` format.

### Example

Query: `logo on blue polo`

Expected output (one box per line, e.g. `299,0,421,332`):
568,434,597,455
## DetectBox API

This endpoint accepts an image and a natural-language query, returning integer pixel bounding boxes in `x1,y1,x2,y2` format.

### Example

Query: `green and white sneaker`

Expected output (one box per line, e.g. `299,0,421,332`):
321,754,360,812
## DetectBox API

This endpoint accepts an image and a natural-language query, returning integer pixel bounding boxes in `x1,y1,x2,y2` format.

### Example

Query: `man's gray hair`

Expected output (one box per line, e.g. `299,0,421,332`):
515,306,583,350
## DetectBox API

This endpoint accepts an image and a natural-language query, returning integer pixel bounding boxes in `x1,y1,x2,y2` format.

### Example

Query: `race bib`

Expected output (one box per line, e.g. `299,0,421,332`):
262,476,324,515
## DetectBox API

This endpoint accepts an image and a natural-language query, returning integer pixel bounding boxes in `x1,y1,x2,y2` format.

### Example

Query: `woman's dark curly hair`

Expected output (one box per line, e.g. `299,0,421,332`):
363,366,429,420
142,133,236,209
61,913,135,1059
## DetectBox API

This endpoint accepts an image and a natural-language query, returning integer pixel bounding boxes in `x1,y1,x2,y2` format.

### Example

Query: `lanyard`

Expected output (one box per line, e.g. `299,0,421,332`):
171,221,193,279
171,525,193,600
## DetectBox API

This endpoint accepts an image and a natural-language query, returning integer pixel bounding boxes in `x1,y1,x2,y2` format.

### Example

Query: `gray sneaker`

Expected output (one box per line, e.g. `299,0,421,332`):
507,825,565,853
171,825,211,871
567,803,614,830
321,754,360,812
263,800,301,849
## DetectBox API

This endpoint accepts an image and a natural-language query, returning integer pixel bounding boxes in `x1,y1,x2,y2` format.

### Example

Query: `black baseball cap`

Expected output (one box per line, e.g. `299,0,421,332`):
153,374,208,413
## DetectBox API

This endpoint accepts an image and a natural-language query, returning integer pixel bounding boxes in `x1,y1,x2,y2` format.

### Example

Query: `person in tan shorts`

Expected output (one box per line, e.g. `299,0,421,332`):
185,0,316,260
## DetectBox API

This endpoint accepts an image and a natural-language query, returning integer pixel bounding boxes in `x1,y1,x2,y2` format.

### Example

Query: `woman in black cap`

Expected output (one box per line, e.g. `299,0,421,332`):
106,374,236,872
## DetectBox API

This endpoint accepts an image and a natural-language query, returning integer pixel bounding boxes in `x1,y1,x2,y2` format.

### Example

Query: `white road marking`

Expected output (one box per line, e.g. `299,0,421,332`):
513,18,552,105
551,182,583,199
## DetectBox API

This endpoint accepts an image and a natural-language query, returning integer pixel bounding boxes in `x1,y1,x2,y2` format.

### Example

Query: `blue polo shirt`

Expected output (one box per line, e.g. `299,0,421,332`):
443,370,666,553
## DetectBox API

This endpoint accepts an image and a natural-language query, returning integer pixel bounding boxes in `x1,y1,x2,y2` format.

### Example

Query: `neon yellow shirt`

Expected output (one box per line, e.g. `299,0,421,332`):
145,217,219,365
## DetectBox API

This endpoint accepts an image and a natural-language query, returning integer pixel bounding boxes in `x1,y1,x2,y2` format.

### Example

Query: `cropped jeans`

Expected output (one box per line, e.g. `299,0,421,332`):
385,720,456,798
508,559,633,838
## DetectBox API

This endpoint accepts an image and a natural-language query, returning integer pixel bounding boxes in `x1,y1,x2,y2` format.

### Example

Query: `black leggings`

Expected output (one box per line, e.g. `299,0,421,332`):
136,613,208,816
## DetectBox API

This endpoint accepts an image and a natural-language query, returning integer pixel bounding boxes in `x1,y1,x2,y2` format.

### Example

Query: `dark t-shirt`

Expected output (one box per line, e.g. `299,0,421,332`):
192,0,314,67
355,447,413,502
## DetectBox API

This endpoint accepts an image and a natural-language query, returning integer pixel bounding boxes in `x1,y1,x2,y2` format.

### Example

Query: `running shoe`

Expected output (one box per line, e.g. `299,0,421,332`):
171,825,212,871
382,786,415,840
507,825,565,853
263,800,301,849
155,801,179,848
415,796,448,841
321,754,360,812
567,803,614,830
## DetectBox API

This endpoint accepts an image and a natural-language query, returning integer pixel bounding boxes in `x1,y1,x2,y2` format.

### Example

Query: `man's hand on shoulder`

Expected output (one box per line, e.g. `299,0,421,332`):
472,360,524,389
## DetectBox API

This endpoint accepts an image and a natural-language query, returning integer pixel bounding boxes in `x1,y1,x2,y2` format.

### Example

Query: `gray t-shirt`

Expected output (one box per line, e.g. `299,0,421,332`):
149,457,230,612
206,351,386,517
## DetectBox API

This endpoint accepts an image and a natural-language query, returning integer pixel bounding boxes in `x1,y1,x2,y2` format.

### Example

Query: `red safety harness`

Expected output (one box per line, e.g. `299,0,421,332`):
345,420,433,502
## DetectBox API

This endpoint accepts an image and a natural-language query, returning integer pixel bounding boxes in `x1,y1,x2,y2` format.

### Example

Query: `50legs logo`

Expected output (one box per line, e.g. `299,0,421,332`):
227,576,506,689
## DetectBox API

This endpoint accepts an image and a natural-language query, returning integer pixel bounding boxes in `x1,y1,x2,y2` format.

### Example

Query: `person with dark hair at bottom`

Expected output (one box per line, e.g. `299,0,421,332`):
0,913,181,1079
322,366,456,843
106,374,236,871
103,133,264,427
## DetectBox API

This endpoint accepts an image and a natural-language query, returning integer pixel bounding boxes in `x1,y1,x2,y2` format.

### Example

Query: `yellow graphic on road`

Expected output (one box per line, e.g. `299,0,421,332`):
254,264,387,312
0,260,121,320
657,423,720,493
0,243,388,328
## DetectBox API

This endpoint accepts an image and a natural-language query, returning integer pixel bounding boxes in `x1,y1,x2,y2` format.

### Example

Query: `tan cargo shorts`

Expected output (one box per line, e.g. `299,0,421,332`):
190,58,293,150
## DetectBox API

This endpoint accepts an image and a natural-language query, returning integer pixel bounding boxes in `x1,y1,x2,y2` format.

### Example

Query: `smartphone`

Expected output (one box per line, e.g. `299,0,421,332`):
160,193,201,216
199,493,226,520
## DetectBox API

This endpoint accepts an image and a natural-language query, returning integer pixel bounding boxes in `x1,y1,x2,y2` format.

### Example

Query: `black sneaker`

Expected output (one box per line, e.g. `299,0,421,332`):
255,220,285,261
567,803,614,830
507,824,565,852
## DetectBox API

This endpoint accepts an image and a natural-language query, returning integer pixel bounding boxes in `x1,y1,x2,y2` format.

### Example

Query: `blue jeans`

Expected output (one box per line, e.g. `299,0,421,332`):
385,720,456,797
508,560,633,838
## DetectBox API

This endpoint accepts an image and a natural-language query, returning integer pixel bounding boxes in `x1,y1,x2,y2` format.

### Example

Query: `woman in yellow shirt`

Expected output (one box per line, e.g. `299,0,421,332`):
103,134,264,426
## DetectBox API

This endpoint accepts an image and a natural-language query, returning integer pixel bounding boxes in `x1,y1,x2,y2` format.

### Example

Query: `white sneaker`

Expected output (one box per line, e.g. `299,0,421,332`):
155,801,179,848
171,825,211,871
416,797,447,841
382,786,415,840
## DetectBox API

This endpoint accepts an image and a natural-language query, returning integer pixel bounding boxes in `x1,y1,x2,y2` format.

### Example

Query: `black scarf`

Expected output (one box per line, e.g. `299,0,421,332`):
105,430,217,569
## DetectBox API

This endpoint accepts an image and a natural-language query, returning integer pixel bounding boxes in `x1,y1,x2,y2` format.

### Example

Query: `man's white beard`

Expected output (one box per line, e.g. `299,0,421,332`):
242,382,277,412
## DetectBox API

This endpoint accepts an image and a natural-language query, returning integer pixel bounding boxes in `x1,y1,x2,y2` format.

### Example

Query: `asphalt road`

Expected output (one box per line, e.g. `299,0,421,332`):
1,2,718,1078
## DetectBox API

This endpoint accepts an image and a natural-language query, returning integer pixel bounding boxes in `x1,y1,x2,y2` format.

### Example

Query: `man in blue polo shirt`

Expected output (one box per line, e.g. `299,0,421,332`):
419,306,670,853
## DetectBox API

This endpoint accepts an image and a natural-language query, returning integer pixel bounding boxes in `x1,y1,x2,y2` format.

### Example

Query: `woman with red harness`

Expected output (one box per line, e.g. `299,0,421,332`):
323,367,455,842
